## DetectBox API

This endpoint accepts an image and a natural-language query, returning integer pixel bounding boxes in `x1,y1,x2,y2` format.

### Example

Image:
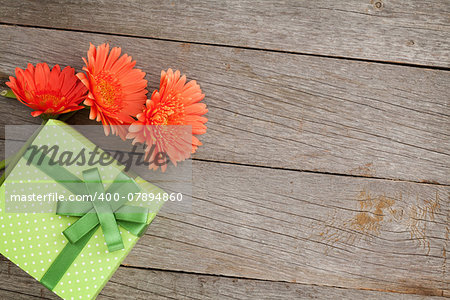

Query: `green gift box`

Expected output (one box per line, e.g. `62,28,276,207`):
0,119,165,299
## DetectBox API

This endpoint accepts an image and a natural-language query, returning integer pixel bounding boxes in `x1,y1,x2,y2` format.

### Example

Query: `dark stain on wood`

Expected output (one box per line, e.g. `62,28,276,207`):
374,1,383,9
315,188,448,260
406,40,415,47
396,279,444,297
349,190,397,235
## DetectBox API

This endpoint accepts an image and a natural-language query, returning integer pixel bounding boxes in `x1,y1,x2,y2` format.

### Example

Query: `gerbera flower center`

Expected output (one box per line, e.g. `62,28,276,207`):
93,71,123,113
150,93,185,125
39,93,63,106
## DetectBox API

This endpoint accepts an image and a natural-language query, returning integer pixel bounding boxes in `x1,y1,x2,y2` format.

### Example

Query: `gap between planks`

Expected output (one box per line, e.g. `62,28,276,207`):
0,22,449,72
0,255,447,299
0,136,449,187
0,0,449,68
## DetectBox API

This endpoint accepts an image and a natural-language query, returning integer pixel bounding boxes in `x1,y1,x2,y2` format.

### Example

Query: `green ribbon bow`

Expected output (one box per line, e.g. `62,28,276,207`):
22,147,150,291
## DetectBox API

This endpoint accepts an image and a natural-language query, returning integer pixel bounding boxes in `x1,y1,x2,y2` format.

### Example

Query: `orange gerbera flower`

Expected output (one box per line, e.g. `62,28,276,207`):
6,63,87,117
77,43,148,138
127,69,208,171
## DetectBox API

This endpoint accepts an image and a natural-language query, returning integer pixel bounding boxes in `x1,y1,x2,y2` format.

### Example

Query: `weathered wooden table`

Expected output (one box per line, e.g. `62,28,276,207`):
0,1,449,299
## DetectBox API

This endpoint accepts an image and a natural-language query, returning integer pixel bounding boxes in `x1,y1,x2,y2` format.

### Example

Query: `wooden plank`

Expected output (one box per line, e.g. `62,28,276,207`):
0,26,449,184
0,256,57,299
122,160,448,297
0,1,449,67
0,256,447,299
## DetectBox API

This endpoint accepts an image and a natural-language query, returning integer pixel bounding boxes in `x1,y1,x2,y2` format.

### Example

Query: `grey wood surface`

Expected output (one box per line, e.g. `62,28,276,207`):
0,0,449,68
1,256,445,300
0,137,448,296
0,1,449,299
0,26,449,185
128,160,449,297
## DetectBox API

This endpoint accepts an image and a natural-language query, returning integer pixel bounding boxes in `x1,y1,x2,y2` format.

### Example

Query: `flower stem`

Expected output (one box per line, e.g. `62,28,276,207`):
41,114,58,122
0,157,12,170
0,172,5,187
58,110,81,122
0,89,16,99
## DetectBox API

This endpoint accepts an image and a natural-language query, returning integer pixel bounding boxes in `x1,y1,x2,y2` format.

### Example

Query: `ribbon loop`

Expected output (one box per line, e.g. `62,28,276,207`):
63,209,98,244
82,168,124,252
59,170,144,249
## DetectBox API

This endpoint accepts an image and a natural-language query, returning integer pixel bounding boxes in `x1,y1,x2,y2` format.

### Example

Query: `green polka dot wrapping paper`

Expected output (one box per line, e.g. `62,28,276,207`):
0,119,165,300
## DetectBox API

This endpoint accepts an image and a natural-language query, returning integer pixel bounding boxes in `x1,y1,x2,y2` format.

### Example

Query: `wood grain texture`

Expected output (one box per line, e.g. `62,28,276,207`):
0,137,448,296
0,25,449,184
0,0,449,67
1,256,446,300
123,160,449,297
